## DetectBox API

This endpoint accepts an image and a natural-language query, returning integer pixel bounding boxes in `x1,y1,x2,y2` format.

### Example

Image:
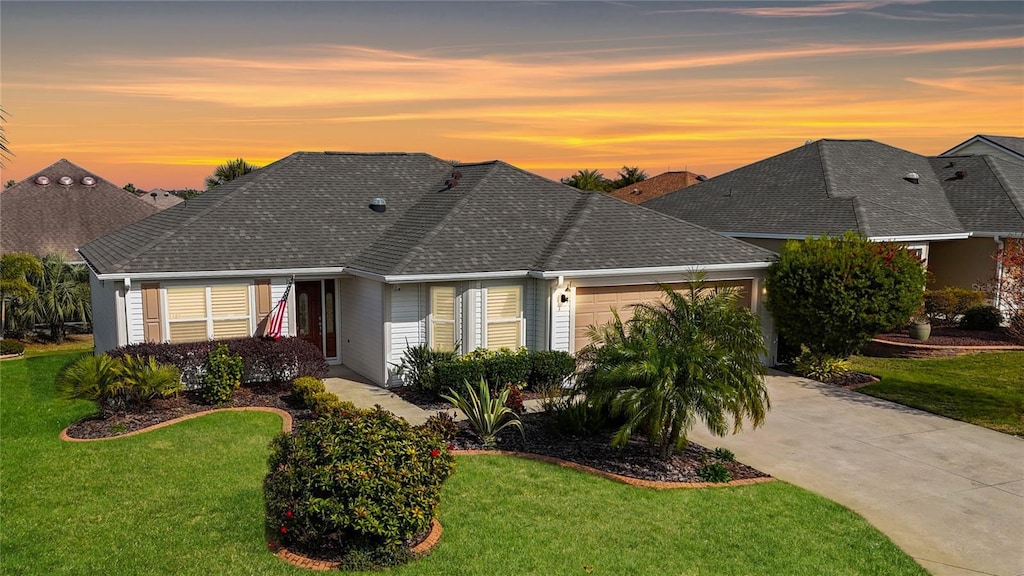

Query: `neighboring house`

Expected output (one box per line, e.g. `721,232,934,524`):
608,171,705,204
941,134,1024,164
643,139,1024,303
137,188,184,210
79,152,778,385
0,159,161,262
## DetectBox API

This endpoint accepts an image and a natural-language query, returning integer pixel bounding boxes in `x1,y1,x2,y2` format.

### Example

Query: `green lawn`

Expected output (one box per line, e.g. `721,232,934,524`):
1,352,926,575
850,352,1024,436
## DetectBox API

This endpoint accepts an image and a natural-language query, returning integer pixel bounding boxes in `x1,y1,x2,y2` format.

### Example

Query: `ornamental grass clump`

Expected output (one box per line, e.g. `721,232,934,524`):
264,408,454,570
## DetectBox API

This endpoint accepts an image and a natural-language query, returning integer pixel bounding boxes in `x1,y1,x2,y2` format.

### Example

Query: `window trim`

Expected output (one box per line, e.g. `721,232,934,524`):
428,285,458,352
161,282,256,343
483,284,525,350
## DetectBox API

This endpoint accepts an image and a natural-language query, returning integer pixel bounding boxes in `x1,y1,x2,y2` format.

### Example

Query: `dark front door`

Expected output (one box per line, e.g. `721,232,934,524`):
295,281,322,354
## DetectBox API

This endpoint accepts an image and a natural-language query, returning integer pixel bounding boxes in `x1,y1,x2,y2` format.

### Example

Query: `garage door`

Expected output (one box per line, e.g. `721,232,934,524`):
573,280,752,352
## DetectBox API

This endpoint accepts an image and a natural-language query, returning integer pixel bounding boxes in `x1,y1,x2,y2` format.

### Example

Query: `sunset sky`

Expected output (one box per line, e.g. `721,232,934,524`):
2,1,1022,190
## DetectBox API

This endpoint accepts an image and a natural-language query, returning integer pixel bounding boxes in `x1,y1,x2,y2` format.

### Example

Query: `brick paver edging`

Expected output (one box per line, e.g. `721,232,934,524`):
59,407,293,442
870,337,1024,351
457,449,774,489
273,518,443,571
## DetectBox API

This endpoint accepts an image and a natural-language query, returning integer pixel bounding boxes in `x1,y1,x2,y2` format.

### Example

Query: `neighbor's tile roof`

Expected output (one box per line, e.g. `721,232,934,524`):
79,152,775,276
644,139,981,239
1,159,160,260
608,171,703,204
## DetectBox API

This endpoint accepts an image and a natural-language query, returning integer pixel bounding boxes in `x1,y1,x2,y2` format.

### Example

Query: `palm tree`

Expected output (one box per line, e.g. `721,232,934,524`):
576,279,769,460
204,158,259,189
20,254,91,342
0,252,43,339
561,169,609,192
0,106,12,168
614,166,648,188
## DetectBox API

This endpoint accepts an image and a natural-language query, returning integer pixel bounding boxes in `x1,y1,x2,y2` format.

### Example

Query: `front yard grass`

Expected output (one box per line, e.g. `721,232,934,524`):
1,352,926,575
850,352,1024,436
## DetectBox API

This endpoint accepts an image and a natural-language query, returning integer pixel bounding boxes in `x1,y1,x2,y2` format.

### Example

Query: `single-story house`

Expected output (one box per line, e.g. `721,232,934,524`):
643,139,1024,304
79,152,778,386
941,134,1024,165
608,170,705,204
1,159,161,262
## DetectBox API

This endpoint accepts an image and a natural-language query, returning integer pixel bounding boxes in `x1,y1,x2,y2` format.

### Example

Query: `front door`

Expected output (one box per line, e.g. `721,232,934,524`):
295,281,322,355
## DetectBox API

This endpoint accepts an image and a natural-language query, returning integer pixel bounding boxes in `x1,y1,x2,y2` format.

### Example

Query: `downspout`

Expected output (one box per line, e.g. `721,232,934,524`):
120,277,131,346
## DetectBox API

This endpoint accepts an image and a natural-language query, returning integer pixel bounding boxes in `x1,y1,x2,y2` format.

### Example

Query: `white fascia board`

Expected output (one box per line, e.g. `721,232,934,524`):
939,136,983,157
533,262,772,280
352,269,534,284
94,267,347,281
867,233,970,242
970,231,1024,239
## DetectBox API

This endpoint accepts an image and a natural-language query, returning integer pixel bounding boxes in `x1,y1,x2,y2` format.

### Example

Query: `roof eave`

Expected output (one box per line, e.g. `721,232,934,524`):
92,266,347,281
533,262,771,280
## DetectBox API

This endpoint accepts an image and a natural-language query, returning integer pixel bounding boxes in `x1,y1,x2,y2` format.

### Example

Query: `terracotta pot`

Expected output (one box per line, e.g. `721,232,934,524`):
908,322,931,342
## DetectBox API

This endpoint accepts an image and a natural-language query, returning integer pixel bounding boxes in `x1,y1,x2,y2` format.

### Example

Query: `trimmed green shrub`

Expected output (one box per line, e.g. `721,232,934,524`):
697,463,732,483
960,305,1002,331
766,233,927,358
0,339,25,355
264,408,454,569
433,357,485,393
924,287,987,325
442,378,523,448
290,376,357,417
58,354,182,415
480,348,530,390
793,347,852,382
393,344,456,391
527,350,576,391
200,344,243,404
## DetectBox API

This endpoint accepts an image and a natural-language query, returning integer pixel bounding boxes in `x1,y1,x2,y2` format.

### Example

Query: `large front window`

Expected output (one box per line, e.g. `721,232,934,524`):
485,285,523,350
165,284,251,343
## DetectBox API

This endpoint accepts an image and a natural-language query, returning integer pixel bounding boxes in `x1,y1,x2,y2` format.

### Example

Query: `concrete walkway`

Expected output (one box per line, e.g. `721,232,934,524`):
689,370,1024,576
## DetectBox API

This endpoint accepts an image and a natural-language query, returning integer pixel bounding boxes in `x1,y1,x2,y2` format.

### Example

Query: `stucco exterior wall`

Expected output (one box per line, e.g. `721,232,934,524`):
928,237,998,295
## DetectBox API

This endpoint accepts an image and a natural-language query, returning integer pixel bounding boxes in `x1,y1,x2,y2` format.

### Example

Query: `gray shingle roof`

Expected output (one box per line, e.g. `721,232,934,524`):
644,139,970,238
933,155,1024,234
976,135,1024,158
1,159,161,260
79,153,775,277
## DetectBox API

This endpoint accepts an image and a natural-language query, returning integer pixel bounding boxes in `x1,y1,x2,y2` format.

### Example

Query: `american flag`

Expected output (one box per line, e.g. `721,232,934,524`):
266,280,293,340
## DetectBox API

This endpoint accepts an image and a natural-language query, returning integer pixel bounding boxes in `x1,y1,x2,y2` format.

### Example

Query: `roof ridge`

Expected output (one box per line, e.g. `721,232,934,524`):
388,163,501,275
816,140,834,198
536,192,598,271
984,155,1024,223
851,197,870,236
101,153,300,273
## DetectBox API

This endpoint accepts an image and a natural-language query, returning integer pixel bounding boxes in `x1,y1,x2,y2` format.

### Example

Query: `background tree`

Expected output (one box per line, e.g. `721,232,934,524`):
205,158,259,189
766,232,927,359
1,252,43,339
576,280,769,460
19,253,91,342
122,183,138,194
561,169,611,192
0,105,11,167
5,179,15,189
612,166,648,189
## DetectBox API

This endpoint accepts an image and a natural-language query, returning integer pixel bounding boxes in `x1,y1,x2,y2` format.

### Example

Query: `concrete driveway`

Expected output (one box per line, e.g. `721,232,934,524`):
689,370,1024,576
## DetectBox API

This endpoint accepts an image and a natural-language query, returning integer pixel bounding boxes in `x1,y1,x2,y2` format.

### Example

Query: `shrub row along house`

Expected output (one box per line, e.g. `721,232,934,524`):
643,137,1024,309
79,152,777,386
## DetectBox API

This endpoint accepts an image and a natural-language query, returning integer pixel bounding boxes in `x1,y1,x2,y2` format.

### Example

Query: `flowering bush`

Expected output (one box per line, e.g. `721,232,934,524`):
994,238,1024,342
264,408,454,569
766,232,927,358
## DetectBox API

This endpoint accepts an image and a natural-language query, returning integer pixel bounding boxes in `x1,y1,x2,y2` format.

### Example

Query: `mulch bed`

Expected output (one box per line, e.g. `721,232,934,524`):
819,371,878,390
448,411,768,484
63,382,313,440
875,326,1019,347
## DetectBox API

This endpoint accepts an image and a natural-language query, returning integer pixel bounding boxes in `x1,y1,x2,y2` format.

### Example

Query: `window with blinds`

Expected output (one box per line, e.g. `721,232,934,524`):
430,286,456,352
165,284,252,343
485,285,523,350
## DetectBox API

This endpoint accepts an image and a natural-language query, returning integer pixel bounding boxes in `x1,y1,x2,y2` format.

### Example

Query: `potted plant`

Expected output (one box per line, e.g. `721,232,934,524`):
908,309,931,342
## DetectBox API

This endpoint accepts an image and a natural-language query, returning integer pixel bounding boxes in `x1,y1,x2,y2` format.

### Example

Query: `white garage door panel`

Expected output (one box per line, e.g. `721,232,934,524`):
574,281,752,352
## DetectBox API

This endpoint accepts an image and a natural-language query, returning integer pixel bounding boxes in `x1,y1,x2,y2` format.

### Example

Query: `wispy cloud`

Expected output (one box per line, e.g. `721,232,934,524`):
651,1,918,18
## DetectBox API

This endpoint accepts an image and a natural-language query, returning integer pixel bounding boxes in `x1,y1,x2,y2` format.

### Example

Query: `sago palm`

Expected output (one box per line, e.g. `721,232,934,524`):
204,157,259,189
577,279,769,460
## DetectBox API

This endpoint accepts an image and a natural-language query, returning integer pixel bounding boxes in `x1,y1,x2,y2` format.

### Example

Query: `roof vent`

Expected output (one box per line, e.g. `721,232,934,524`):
444,170,463,190
904,172,920,184
369,197,387,213
81,176,96,186
35,175,50,186
630,188,641,195
954,170,967,180
151,192,158,199
58,176,74,186
696,175,708,182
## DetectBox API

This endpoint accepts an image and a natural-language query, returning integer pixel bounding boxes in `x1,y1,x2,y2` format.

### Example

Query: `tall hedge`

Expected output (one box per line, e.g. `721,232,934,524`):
766,233,926,358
